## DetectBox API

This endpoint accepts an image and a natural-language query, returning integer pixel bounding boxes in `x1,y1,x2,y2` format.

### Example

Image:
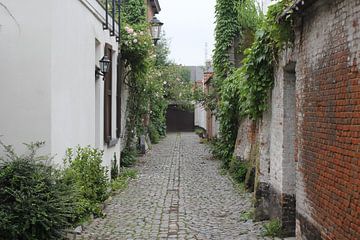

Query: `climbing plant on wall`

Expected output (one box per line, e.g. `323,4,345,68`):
115,0,193,157
211,0,294,166
213,0,239,83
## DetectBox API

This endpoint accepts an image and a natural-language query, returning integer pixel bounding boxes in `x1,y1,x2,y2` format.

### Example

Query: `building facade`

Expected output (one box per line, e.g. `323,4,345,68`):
194,71,219,139
0,0,160,172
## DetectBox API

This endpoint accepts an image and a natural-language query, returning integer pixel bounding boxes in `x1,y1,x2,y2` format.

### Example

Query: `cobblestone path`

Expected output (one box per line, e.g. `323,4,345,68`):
80,133,265,240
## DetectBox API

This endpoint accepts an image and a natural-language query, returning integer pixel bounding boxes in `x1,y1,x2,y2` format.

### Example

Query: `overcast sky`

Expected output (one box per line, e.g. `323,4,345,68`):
157,0,216,66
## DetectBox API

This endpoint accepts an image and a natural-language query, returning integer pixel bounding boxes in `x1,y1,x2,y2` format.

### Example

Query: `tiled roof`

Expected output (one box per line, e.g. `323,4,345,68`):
204,72,214,85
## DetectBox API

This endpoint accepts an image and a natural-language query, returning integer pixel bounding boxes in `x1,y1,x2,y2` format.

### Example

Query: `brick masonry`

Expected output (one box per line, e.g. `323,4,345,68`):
234,117,257,161
295,0,360,239
236,1,360,239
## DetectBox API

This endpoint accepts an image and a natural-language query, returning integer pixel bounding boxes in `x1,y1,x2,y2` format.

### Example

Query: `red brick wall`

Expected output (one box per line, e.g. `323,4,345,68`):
296,0,360,239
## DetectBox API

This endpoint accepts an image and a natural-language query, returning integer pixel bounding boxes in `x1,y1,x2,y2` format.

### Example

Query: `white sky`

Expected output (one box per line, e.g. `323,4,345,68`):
157,0,216,66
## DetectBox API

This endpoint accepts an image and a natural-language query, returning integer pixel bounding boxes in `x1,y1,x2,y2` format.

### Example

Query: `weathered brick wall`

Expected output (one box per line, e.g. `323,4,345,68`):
295,0,360,239
254,48,297,237
234,117,257,161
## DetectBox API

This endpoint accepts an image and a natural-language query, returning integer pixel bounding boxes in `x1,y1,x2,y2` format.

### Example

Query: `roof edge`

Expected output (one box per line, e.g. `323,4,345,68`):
278,0,317,21
150,0,161,14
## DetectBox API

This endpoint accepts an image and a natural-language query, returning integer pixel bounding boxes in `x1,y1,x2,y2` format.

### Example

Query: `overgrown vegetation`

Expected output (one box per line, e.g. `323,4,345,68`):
0,140,121,239
63,147,109,223
240,208,255,222
194,127,206,138
120,147,138,167
229,157,248,183
111,168,138,192
213,0,239,81
262,219,282,238
209,0,294,172
117,0,194,160
0,141,75,240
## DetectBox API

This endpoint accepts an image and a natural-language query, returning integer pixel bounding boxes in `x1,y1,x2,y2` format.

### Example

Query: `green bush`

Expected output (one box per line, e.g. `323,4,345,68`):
209,138,234,168
229,156,248,183
194,127,206,138
263,219,282,238
148,123,160,144
120,147,138,167
0,141,75,240
63,146,109,223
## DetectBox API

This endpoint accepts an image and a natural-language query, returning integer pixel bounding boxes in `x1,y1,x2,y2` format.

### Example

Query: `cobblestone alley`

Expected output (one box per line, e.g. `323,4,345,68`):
80,133,266,240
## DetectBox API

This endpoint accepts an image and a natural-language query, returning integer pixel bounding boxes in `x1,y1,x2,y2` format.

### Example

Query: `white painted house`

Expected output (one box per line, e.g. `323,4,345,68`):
194,80,207,131
0,0,127,170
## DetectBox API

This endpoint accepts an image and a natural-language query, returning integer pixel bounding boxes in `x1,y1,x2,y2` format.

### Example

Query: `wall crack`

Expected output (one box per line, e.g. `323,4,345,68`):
0,2,21,34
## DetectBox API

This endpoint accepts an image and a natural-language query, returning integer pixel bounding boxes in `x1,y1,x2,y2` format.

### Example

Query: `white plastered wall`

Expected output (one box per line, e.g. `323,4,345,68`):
0,0,52,156
194,104,206,130
51,0,121,169
0,0,123,173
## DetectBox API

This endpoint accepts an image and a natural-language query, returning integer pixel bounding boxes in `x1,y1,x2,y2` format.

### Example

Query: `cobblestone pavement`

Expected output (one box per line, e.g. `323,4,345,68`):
80,133,266,240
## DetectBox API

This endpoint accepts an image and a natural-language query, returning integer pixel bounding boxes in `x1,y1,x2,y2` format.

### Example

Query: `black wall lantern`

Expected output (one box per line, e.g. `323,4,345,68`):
150,16,163,45
96,55,111,78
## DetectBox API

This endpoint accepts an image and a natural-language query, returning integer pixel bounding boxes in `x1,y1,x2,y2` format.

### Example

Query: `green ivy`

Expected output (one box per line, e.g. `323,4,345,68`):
238,0,294,119
211,0,294,167
213,0,239,82
119,0,194,158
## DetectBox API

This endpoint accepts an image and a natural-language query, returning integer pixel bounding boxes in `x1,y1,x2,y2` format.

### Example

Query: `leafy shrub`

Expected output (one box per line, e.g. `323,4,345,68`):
229,157,249,183
111,168,138,192
194,127,206,138
263,219,282,238
120,147,138,167
209,138,234,168
148,123,160,144
63,146,109,223
0,141,75,240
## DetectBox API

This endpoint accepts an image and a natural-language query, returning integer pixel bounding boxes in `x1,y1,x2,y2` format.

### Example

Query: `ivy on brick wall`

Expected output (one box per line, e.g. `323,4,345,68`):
211,0,294,166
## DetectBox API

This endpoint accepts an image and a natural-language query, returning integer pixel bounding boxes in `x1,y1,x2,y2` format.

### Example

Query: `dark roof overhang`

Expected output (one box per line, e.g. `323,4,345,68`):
278,0,317,22
150,0,161,14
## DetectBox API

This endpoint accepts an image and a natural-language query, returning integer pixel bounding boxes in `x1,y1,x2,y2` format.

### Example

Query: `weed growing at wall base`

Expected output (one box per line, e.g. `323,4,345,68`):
111,168,138,192
262,219,282,238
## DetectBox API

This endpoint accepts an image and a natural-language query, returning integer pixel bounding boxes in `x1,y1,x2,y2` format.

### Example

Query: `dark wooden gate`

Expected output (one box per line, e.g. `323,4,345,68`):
166,104,194,132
